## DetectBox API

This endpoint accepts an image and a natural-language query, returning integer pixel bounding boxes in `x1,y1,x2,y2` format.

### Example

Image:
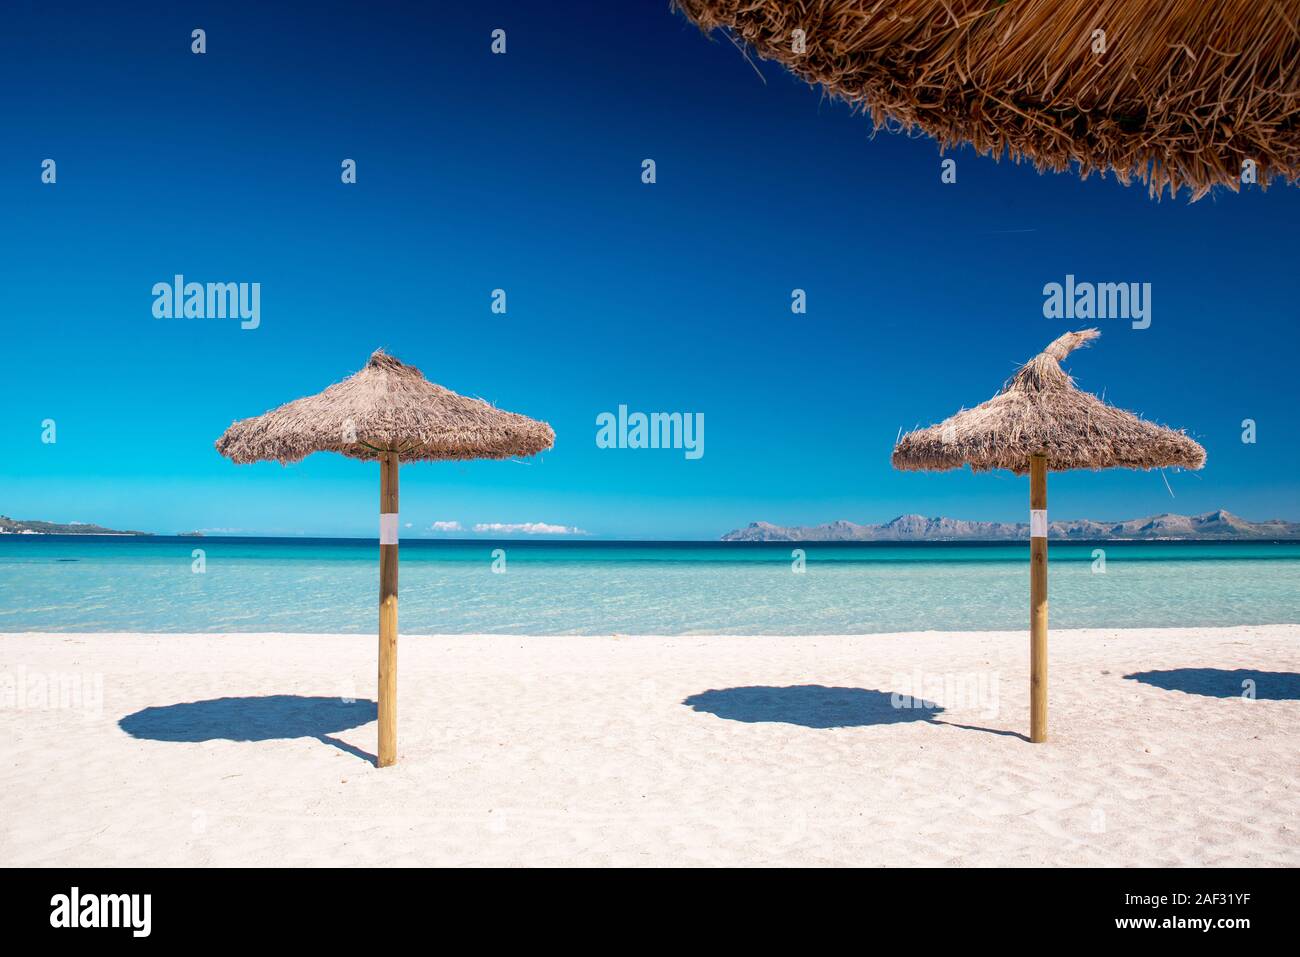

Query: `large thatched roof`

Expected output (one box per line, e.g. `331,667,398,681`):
675,0,1300,199
215,350,555,464
892,329,1205,474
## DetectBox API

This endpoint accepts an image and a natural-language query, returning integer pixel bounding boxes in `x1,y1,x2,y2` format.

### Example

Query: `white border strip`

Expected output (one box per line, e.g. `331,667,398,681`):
1030,509,1048,538
379,513,399,545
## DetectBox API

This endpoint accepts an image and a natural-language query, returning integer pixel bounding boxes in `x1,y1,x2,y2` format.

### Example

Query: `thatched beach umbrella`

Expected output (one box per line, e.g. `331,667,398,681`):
675,0,1300,198
892,329,1204,742
216,350,554,766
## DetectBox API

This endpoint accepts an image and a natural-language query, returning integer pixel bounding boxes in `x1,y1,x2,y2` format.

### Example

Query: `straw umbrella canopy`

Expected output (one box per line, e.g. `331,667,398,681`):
675,1,1300,199
216,349,554,766
892,329,1204,742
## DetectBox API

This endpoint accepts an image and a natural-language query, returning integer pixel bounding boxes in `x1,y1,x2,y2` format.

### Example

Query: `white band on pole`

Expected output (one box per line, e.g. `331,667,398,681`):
1030,509,1048,538
380,513,399,545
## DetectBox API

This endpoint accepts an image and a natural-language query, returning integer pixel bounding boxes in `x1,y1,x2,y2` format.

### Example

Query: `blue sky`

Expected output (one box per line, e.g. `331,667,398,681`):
1,1,1297,539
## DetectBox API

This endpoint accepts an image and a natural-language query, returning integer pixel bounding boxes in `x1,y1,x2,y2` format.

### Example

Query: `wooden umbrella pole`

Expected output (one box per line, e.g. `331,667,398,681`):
378,450,399,767
1029,453,1048,743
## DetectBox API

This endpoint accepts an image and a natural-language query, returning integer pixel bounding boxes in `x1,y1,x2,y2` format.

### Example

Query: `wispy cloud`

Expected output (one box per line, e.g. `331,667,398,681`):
429,521,463,532
473,522,587,536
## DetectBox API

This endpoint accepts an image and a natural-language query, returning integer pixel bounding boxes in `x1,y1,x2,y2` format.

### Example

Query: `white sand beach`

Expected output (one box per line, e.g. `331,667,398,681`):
1,625,1297,867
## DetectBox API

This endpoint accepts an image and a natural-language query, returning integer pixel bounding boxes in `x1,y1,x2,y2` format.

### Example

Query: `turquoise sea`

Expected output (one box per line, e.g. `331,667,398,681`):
1,537,1297,635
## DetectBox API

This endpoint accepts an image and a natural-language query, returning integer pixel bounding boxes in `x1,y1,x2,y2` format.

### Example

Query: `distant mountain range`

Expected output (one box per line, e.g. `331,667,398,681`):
5,509,1298,542
722,510,1300,542
0,515,151,536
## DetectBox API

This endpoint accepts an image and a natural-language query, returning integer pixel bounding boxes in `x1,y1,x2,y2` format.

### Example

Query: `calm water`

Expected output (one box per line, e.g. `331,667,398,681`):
0,537,1297,635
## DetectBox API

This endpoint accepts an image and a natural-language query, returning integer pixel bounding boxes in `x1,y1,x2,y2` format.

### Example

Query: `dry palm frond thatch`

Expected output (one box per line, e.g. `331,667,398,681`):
215,350,555,465
675,0,1300,199
891,329,1206,474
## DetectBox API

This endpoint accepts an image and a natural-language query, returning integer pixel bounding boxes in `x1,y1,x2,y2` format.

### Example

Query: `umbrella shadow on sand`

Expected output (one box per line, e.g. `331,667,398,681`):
682,685,1026,739
1123,669,1300,700
119,695,379,764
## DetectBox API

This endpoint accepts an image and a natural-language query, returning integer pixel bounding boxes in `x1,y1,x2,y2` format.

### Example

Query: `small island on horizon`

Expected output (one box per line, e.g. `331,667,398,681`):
0,515,152,537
